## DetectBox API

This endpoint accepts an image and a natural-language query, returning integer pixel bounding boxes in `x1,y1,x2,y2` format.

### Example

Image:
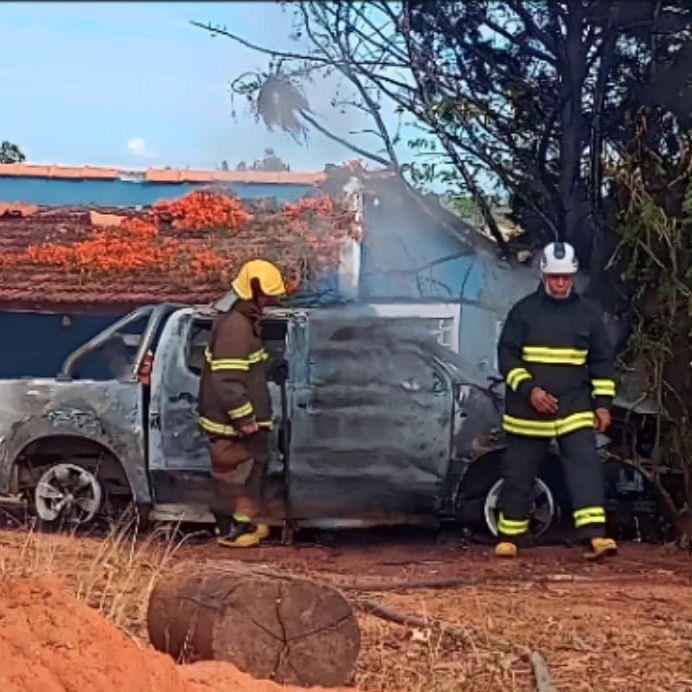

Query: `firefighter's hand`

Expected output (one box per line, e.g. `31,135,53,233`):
237,421,259,436
530,387,559,414
594,408,611,432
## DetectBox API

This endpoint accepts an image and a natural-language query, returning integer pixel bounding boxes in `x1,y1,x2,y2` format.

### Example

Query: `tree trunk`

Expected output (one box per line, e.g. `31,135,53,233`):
147,562,360,687
558,3,592,260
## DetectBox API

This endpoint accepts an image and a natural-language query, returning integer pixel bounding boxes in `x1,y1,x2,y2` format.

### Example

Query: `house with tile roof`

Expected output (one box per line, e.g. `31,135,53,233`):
0,161,539,378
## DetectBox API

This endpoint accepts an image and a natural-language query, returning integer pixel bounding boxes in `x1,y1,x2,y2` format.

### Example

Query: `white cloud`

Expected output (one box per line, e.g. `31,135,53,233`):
126,137,154,158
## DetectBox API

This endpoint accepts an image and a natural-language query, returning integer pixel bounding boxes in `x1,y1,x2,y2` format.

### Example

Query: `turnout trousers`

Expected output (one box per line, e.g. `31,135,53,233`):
208,431,270,529
498,427,606,542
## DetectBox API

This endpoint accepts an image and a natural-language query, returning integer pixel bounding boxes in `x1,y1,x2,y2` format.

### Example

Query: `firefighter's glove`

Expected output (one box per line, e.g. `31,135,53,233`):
272,359,289,385
530,387,559,415
594,408,611,432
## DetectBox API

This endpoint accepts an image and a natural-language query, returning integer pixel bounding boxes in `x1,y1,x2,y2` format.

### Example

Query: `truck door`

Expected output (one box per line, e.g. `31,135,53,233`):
49,306,165,508
147,309,212,504
148,308,291,508
287,309,455,522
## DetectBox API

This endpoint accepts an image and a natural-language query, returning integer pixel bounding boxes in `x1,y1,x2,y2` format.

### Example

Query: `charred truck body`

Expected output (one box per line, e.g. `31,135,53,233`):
0,303,662,541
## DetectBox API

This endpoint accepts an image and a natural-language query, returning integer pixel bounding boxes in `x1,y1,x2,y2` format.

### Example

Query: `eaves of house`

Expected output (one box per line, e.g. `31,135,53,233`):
0,163,326,208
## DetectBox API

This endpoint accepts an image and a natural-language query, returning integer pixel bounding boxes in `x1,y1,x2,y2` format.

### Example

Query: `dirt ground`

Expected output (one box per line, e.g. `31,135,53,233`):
0,524,690,691
0,576,346,692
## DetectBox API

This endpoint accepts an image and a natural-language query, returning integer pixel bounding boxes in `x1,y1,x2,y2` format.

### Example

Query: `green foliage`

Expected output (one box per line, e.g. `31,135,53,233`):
0,141,25,164
683,182,692,225
206,1,691,258
442,195,480,220
609,122,692,542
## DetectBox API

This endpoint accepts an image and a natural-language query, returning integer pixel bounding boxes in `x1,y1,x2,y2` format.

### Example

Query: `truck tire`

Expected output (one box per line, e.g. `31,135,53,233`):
34,462,104,526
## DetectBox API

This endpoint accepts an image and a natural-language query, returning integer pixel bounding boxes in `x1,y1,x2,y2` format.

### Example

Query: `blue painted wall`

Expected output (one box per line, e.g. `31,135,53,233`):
0,177,313,207
358,191,538,372
359,195,485,302
0,311,118,377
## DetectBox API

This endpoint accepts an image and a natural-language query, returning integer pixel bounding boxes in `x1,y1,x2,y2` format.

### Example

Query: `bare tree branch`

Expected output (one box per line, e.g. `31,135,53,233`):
303,3,402,169
299,110,391,166
204,0,690,262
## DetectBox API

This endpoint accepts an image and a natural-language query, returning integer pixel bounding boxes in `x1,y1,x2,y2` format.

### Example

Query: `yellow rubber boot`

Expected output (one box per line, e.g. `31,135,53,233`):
583,537,618,561
217,518,269,549
218,532,261,548
255,523,270,540
494,541,518,558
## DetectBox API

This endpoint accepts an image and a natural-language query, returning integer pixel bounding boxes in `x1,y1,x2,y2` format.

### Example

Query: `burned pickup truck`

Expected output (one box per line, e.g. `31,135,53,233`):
0,303,661,541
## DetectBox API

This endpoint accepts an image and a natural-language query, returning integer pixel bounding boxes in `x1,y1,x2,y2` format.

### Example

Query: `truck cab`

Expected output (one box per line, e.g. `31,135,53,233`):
0,303,491,531
0,303,661,541
148,304,472,527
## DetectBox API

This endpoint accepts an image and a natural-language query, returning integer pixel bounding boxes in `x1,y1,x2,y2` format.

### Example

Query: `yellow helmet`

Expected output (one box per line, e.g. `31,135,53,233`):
231,259,286,300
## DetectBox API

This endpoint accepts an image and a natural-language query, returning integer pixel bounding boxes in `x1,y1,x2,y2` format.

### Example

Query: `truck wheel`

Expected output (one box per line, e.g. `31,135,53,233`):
34,463,103,526
483,477,555,538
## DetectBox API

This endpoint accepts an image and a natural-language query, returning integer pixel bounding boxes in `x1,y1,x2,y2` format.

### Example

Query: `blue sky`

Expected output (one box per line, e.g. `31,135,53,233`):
0,2,385,172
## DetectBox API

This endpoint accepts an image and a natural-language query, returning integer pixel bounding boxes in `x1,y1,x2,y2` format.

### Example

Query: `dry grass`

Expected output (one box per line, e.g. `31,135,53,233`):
0,513,187,642
1,520,691,691
355,594,532,692
353,580,692,691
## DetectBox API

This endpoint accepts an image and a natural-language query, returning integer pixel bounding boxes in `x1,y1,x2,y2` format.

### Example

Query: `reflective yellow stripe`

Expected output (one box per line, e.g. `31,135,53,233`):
591,379,616,397
228,402,254,420
503,414,557,430
523,346,588,359
499,513,529,528
198,416,236,436
503,422,556,437
498,513,529,536
211,360,251,372
205,348,249,371
205,347,267,371
556,412,596,435
557,419,596,436
573,506,605,519
593,389,615,398
575,515,606,527
503,414,557,437
512,372,532,389
503,411,596,437
574,513,605,520
504,411,595,430
592,388,616,397
248,348,269,363
522,346,587,365
198,416,273,437
573,505,606,528
506,367,532,392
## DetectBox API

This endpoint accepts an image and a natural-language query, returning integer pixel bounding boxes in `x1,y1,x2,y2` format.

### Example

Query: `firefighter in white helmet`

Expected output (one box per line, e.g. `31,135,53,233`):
495,242,618,560
198,260,286,548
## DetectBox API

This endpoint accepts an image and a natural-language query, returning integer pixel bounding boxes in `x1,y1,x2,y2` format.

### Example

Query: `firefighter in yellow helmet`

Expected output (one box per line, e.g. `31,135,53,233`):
198,260,286,548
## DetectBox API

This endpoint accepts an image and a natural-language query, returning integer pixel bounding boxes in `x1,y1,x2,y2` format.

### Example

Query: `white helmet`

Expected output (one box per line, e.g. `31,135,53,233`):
540,241,578,275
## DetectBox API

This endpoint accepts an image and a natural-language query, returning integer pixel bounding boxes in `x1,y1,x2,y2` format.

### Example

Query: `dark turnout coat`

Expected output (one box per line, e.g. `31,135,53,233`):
197,301,273,438
498,285,616,438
